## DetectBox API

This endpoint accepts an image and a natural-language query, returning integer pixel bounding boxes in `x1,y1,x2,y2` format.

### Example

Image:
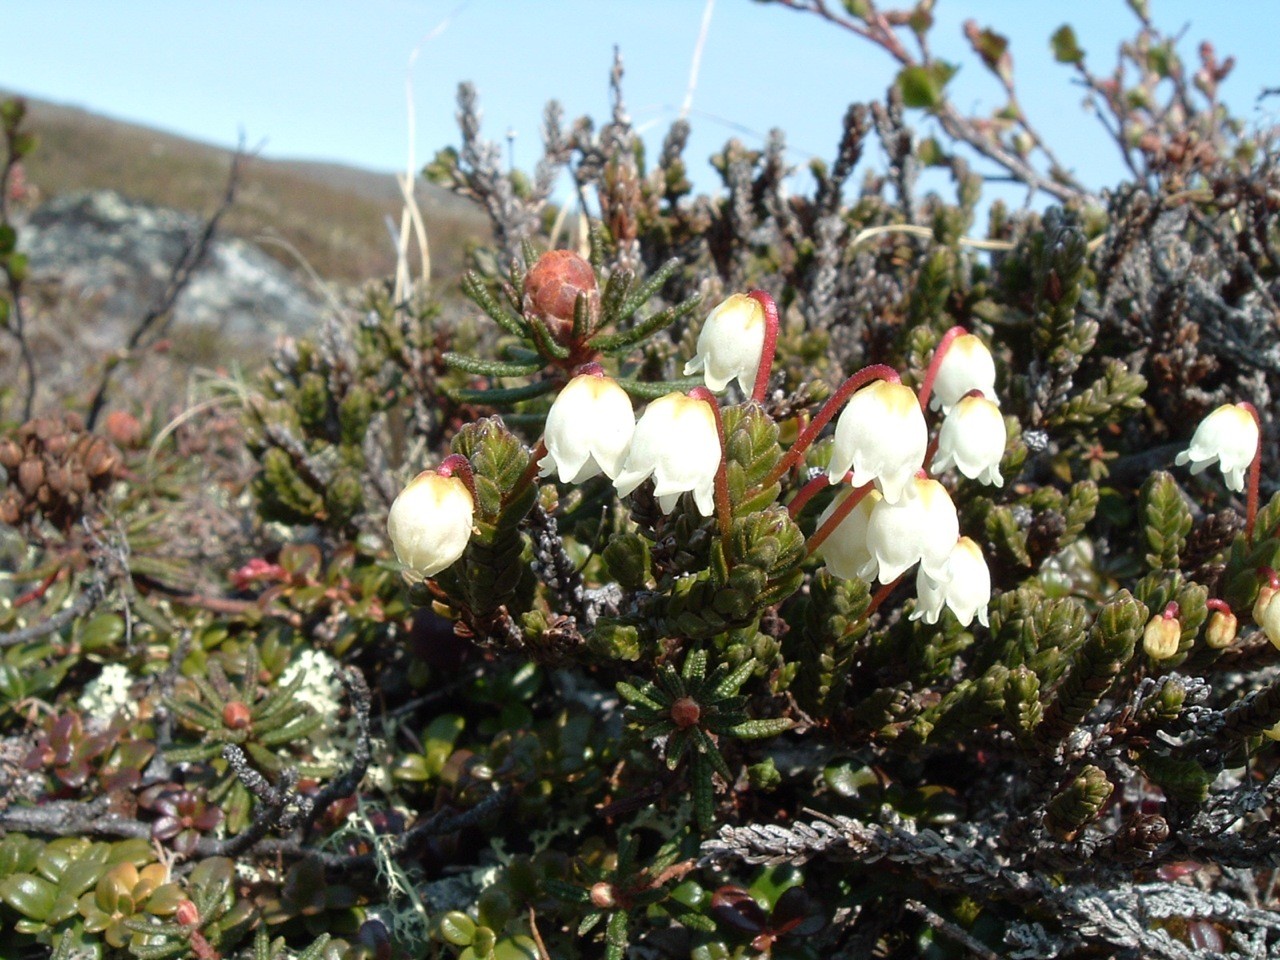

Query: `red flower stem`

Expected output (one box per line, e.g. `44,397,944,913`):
690,387,733,543
1260,566,1280,591
509,441,548,503
916,325,968,412
805,482,874,556
788,471,850,519
761,364,900,489
1161,601,1180,620
13,568,60,609
1207,598,1233,615
1241,401,1262,543
748,289,780,404
867,574,905,616
437,454,480,504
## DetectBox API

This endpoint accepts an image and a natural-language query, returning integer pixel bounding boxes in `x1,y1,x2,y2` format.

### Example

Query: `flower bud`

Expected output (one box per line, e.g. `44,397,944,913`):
930,334,997,414
1174,402,1259,493
865,476,958,584
930,394,1007,487
1143,611,1181,660
828,380,927,504
614,392,720,516
1254,582,1280,650
386,469,475,580
1204,607,1238,649
683,294,767,394
911,537,991,627
538,372,635,483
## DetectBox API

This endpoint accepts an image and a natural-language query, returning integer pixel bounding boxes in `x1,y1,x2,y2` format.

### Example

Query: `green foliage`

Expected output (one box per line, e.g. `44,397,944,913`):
1044,765,1114,841
6,8,1280,958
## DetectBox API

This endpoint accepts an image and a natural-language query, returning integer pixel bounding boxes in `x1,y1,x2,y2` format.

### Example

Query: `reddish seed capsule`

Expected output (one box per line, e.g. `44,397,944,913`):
222,701,252,730
104,410,144,448
671,696,702,729
590,882,617,909
525,249,597,323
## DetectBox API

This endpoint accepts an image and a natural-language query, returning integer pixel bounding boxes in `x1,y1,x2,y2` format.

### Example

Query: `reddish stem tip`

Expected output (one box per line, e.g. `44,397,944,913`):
1162,601,1180,620
917,325,969,412
747,289,781,404
1206,598,1233,615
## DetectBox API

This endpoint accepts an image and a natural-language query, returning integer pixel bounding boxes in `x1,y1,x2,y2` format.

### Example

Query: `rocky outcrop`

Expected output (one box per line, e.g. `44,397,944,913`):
18,190,322,341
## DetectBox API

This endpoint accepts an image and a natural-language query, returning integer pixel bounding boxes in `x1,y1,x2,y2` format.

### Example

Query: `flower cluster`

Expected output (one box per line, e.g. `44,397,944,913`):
386,286,1019,631
387,282,1272,641
807,330,1006,627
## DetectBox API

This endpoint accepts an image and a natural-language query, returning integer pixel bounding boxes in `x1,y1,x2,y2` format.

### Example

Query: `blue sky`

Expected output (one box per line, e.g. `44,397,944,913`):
4,1,1276,209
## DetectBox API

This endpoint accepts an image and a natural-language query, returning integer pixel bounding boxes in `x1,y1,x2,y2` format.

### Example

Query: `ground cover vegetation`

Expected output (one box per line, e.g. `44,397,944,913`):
3,2,1280,957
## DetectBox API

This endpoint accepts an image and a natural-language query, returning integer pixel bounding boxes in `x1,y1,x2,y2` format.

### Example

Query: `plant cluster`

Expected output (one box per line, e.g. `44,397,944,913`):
3,3,1280,959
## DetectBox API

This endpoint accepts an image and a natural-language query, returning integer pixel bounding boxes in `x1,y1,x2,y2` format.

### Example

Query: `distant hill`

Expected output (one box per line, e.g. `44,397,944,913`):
10,93,491,285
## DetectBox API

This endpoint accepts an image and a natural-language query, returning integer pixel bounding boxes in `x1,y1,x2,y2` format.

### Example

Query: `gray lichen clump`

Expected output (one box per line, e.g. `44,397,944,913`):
3,5,1280,960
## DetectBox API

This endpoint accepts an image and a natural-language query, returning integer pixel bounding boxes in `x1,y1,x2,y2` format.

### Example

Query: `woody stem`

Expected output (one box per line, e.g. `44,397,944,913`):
762,364,900,489
749,289,781,404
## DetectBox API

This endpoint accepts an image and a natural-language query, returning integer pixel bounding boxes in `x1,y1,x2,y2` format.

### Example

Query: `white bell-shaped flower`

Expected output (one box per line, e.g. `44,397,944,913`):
683,293,767,394
386,470,475,580
1174,402,1259,493
864,476,959,583
930,334,997,414
911,537,991,627
930,394,1007,487
538,372,635,483
814,487,882,581
614,392,720,515
827,380,927,504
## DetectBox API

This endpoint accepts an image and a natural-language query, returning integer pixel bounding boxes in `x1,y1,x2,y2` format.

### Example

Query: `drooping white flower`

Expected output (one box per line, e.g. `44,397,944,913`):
1174,402,1259,493
930,334,997,414
386,469,475,580
538,372,635,483
911,536,991,627
930,394,1007,487
683,293,767,394
864,476,959,584
814,486,882,581
827,380,927,503
614,392,720,515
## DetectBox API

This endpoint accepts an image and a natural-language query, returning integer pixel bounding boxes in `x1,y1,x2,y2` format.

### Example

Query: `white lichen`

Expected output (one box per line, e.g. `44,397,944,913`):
77,663,136,723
